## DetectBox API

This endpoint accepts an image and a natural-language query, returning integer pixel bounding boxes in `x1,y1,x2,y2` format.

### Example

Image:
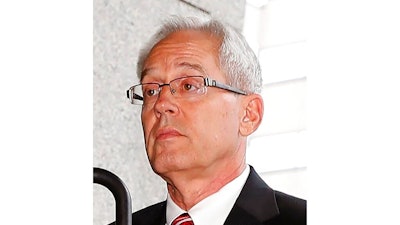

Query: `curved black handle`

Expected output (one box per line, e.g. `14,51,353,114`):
93,167,132,225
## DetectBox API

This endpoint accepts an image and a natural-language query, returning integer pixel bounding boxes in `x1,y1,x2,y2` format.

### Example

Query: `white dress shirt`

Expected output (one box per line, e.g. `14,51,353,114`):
166,165,250,225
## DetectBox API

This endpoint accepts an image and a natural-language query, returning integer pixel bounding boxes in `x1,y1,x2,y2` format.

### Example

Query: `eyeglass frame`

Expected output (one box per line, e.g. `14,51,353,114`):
126,76,247,105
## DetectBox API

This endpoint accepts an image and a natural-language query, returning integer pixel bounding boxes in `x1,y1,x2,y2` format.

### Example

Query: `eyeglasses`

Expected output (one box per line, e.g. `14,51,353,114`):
126,76,247,105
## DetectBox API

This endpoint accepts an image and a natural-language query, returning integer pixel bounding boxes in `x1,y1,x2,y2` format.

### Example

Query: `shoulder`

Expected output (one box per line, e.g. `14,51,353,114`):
131,201,166,225
243,166,306,225
245,166,307,217
108,201,166,225
273,191,306,225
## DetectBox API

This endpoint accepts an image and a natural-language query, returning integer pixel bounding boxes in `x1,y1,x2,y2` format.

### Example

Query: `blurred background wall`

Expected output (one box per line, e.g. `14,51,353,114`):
94,0,307,224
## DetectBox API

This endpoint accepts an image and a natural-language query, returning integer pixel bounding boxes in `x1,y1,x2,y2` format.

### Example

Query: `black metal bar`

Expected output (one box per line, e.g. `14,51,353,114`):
93,167,132,225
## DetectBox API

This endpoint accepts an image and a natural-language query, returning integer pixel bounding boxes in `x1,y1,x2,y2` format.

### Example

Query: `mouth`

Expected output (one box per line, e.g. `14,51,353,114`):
155,127,183,141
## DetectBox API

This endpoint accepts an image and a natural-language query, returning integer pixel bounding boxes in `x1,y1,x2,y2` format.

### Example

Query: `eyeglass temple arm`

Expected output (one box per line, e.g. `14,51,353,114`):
204,78,247,95
127,89,144,101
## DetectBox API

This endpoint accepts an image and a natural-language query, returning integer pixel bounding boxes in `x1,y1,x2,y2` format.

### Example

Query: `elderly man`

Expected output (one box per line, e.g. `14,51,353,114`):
124,16,306,225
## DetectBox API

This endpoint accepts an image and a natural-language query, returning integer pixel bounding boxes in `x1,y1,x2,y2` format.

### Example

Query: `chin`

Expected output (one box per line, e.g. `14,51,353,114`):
150,158,191,175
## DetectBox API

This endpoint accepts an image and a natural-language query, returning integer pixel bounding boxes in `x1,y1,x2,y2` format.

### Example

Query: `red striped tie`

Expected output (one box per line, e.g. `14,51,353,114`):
172,213,194,225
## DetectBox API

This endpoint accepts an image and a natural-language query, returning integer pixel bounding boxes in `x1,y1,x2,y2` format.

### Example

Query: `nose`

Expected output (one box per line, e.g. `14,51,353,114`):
153,85,179,117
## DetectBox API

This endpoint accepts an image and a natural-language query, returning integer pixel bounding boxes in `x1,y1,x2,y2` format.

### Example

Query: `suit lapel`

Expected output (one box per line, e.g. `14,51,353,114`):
224,166,280,225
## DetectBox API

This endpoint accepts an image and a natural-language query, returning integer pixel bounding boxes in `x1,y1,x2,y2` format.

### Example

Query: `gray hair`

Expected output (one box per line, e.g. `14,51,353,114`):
137,16,262,94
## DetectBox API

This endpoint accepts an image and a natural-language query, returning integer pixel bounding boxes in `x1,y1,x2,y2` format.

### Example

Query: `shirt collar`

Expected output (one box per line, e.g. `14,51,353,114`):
166,165,250,225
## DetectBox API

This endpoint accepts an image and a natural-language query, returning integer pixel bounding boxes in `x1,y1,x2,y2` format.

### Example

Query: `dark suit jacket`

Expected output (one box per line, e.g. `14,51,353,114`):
113,166,306,225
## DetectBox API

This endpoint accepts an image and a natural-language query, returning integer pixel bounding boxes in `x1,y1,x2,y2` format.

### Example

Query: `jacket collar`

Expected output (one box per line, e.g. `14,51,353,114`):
224,166,280,225
156,166,279,225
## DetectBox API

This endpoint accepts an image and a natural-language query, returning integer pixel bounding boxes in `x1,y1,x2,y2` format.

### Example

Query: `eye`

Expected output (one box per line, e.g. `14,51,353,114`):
183,83,194,91
142,85,159,97
179,77,202,93
145,89,156,96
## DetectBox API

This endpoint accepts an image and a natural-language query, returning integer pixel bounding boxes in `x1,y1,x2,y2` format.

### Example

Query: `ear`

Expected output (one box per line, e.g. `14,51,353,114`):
239,94,264,136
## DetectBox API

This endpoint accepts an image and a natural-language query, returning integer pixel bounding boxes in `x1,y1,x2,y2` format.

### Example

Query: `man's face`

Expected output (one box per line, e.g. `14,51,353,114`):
140,30,245,178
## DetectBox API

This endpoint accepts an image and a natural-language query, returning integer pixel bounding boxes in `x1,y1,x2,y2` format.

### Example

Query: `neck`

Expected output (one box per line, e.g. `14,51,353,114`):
165,160,246,210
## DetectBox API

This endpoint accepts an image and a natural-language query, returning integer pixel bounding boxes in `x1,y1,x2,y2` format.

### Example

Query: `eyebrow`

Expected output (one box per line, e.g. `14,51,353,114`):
141,62,207,79
176,62,207,75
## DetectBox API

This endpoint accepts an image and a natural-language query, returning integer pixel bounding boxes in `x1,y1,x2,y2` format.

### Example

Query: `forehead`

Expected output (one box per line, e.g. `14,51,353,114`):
141,30,221,79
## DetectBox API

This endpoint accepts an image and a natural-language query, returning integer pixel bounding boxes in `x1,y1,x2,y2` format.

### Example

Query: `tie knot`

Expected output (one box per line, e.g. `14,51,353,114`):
172,213,194,225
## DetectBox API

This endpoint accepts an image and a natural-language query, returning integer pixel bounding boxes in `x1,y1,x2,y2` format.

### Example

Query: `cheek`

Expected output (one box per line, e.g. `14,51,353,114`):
217,97,240,124
218,110,240,138
141,113,154,145
195,99,240,142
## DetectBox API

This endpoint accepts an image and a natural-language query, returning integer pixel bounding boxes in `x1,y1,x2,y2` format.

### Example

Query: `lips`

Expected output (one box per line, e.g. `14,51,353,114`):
155,127,183,141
